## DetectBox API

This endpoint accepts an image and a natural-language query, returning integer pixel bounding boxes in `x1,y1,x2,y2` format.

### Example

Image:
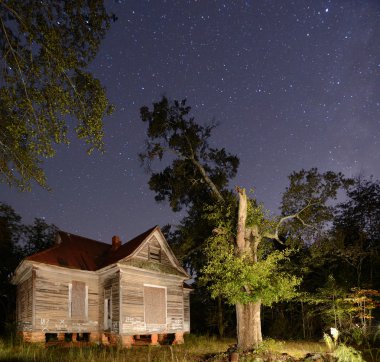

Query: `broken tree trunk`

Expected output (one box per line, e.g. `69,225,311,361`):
235,188,263,350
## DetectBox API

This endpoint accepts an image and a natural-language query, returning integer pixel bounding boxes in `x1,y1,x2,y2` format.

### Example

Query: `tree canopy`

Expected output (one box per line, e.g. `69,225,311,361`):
0,0,114,190
140,96,239,211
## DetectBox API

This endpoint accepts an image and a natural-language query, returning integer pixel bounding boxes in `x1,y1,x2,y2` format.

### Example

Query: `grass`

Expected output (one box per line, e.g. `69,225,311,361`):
0,335,233,362
2,334,371,362
257,339,329,358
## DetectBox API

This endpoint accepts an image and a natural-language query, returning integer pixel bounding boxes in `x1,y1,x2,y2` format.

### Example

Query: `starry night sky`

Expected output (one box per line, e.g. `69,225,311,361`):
1,0,380,244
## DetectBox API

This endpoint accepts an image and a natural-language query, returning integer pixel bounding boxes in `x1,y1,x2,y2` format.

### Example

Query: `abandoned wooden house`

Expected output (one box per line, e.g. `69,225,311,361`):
12,225,191,346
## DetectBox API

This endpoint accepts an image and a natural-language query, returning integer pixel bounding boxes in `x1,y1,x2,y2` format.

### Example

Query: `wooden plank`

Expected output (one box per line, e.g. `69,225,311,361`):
32,268,99,333
71,281,87,319
144,286,166,324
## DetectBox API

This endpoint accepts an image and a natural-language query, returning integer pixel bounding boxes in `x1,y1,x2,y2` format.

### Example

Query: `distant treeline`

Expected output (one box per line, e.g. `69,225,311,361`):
0,204,57,335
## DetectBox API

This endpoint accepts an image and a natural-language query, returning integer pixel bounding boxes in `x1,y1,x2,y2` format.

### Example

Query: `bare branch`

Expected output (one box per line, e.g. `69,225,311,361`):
263,201,320,243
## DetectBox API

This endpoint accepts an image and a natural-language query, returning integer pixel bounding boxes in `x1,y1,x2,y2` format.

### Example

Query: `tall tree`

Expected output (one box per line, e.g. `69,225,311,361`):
0,1,114,190
140,98,350,350
202,190,301,348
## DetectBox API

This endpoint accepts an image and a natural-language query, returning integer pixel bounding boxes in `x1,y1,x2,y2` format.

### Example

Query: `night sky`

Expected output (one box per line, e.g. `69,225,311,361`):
1,0,380,244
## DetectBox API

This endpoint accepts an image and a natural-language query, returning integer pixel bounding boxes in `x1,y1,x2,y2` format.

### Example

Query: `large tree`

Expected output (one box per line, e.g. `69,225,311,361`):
202,169,349,350
0,1,114,190
202,189,301,348
140,98,351,351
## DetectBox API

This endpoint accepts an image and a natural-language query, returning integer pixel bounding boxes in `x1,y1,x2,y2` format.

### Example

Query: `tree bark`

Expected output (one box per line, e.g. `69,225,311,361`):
217,295,225,338
236,187,247,253
190,156,224,202
236,301,262,349
235,188,263,350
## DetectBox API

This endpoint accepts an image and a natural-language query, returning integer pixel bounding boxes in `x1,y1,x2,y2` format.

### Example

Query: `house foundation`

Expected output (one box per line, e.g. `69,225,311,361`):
121,335,135,348
173,332,184,344
89,332,100,344
20,331,46,343
150,333,159,346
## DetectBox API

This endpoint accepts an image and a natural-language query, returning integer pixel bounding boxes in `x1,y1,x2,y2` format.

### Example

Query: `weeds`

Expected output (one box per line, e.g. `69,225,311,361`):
0,334,378,361
324,328,365,362
0,335,233,362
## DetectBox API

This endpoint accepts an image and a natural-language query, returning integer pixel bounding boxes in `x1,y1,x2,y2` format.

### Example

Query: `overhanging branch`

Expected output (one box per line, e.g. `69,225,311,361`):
264,201,319,244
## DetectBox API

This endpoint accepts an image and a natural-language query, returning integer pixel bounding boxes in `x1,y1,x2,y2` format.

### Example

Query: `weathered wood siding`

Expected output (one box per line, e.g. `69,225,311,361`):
33,266,99,333
119,266,186,335
98,270,120,333
134,236,172,267
183,291,191,332
16,273,33,331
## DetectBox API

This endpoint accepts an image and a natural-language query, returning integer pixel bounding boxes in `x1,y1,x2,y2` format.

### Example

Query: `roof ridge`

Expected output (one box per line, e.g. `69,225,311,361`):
59,230,109,246
125,225,158,244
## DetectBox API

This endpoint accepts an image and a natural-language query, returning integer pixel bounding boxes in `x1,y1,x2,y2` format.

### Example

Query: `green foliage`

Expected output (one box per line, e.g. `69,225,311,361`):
201,226,301,306
0,202,57,335
203,192,273,241
280,168,352,244
0,203,23,291
333,177,380,288
22,218,58,256
310,275,350,330
139,97,239,211
0,1,114,190
282,168,351,216
333,344,365,362
324,332,364,362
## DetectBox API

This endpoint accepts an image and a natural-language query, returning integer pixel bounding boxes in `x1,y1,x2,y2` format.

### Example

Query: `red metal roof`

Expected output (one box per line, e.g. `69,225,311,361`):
26,226,158,271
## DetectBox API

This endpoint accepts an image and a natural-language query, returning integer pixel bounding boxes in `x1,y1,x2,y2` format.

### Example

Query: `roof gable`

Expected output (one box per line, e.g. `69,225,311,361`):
123,227,189,277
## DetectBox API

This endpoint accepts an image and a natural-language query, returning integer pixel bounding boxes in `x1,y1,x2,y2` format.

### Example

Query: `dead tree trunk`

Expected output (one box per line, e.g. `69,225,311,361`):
235,188,263,350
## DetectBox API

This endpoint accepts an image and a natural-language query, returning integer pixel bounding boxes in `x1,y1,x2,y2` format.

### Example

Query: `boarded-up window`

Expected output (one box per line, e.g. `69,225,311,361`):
144,286,166,324
70,281,87,319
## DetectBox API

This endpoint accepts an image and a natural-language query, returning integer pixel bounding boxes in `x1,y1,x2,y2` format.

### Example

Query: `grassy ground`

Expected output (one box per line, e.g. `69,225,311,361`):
259,339,329,359
0,335,334,362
